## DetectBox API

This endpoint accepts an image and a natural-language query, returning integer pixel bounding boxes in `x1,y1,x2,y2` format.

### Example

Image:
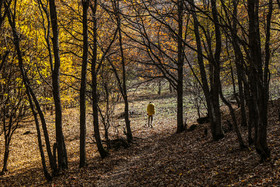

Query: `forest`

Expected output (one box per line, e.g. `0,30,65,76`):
1,0,280,186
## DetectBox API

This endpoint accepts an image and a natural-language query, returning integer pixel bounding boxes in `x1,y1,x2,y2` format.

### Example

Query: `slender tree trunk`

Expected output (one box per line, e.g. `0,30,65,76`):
219,85,246,148
104,83,110,146
190,0,212,129
5,2,55,178
248,0,271,161
211,65,224,140
237,77,247,127
191,0,224,140
158,79,161,95
1,114,9,174
27,94,52,180
91,0,108,158
245,86,256,145
116,0,133,142
202,0,224,141
231,0,247,127
176,0,185,133
1,147,9,174
49,0,68,170
229,63,239,107
79,0,89,168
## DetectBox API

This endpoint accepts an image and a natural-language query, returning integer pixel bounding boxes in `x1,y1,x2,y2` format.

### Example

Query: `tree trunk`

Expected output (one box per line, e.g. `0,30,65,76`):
208,0,224,140
231,0,247,127
91,0,108,158
255,0,272,161
158,79,161,95
116,0,133,142
49,0,68,170
79,0,89,168
191,0,224,140
219,85,246,148
6,3,56,177
210,67,224,140
1,150,8,175
248,0,271,161
176,0,185,133
27,94,52,180
190,0,212,131
1,113,9,174
237,76,247,127
244,83,254,145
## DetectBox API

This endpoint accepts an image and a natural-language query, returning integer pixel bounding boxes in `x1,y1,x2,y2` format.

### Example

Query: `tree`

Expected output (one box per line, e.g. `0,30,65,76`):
5,0,55,179
188,0,224,140
176,0,185,133
0,56,28,174
218,0,250,144
247,0,273,161
123,0,188,133
113,0,133,141
49,0,68,170
79,0,89,168
90,0,108,158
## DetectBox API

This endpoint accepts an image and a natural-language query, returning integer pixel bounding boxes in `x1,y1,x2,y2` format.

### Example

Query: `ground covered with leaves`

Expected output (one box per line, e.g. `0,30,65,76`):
1,97,280,186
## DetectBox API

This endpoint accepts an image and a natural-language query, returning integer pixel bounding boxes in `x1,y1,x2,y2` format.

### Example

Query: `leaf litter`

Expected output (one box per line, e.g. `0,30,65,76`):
1,99,280,186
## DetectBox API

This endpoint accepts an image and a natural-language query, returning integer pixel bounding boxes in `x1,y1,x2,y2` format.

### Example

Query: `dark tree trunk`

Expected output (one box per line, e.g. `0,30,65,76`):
231,0,247,127
91,0,108,158
219,85,246,148
27,94,52,180
176,0,185,133
190,0,212,125
191,0,224,140
229,63,238,107
49,0,68,170
237,77,247,127
209,0,224,141
1,113,9,174
158,79,161,95
115,0,133,142
5,2,55,178
79,0,89,168
1,147,9,175
255,0,272,161
210,66,224,141
245,87,256,145
248,0,272,161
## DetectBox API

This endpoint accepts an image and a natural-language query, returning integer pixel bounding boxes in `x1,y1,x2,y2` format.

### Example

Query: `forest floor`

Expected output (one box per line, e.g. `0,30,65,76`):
1,90,280,186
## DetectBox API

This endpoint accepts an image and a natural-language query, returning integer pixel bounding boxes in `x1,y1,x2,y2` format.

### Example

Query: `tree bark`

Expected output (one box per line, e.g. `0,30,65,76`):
49,0,68,170
27,94,52,180
176,0,185,133
79,0,89,168
191,0,224,140
5,1,55,178
248,0,271,161
91,0,108,158
1,111,9,174
219,85,246,148
115,0,133,142
209,0,224,141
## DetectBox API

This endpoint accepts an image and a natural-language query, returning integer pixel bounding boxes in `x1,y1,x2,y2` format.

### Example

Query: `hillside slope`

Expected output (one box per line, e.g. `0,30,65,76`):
1,99,280,186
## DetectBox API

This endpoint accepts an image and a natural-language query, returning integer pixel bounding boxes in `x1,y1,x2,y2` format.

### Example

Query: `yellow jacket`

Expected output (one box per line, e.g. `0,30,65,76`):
147,103,155,116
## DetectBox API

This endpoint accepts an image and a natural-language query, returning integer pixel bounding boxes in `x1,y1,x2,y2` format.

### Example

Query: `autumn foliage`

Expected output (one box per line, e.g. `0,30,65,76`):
1,0,280,185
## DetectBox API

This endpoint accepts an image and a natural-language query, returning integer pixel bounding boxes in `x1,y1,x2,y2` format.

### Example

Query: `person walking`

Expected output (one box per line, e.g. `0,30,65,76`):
147,102,155,128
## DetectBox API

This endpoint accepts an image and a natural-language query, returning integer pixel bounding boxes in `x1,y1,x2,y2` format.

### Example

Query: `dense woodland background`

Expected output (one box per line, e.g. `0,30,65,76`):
1,0,280,186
